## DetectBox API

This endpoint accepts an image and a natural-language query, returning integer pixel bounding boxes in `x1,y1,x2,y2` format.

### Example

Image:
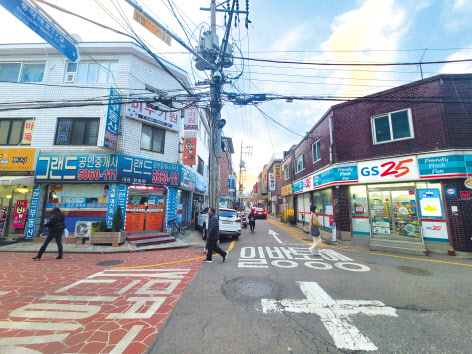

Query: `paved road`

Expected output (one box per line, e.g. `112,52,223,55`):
148,218,472,353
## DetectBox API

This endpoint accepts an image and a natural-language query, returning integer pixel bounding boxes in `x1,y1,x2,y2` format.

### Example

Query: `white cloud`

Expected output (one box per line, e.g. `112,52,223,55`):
453,0,466,10
439,47,472,73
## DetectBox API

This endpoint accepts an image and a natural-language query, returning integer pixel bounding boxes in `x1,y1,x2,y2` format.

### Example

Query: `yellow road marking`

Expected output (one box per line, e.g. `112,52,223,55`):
267,218,472,267
112,240,236,269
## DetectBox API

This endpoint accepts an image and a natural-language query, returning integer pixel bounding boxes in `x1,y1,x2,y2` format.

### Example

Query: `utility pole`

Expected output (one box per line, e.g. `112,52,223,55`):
239,141,252,209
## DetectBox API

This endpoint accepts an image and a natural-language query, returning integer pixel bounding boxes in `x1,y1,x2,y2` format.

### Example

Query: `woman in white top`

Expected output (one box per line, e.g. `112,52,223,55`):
308,205,322,256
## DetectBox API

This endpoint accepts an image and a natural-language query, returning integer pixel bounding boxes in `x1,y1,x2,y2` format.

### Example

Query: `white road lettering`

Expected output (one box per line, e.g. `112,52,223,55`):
269,229,283,244
261,282,397,351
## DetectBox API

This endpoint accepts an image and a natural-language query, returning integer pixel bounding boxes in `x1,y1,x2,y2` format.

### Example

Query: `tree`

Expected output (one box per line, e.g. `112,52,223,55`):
112,206,124,232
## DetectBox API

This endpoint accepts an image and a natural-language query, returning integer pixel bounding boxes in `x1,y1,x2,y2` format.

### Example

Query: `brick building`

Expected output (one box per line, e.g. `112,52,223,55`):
281,74,472,254
0,41,209,239
218,136,235,208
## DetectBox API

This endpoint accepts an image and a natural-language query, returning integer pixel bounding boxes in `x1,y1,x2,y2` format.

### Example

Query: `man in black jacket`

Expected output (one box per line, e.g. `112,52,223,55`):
203,207,228,263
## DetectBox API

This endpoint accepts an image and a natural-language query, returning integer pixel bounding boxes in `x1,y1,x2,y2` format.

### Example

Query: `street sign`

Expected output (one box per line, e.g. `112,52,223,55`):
133,9,171,46
0,0,80,62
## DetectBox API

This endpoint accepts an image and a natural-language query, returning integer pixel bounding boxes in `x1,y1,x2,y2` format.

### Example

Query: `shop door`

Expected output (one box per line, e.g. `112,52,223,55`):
368,189,420,240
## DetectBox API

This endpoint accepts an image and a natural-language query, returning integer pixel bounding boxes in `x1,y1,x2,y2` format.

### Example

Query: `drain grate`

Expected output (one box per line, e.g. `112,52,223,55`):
97,260,124,266
237,282,273,297
395,266,432,276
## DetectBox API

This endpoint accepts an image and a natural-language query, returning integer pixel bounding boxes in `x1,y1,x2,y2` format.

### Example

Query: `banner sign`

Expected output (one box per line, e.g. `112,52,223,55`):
359,156,419,183
274,164,282,180
21,119,34,144
103,87,121,151
133,8,171,46
126,101,180,132
269,173,276,191
25,184,41,239
0,148,36,171
184,106,199,130
180,167,196,191
281,184,292,196
35,154,181,187
196,174,207,193
418,152,467,179
183,131,197,165
12,200,27,229
105,184,128,228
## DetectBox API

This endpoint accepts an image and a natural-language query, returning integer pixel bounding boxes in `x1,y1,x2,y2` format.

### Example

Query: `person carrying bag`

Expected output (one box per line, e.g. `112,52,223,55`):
308,205,322,256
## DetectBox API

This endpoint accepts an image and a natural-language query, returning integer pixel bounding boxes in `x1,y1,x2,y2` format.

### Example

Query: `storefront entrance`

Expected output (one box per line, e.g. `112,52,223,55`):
368,188,421,241
125,186,166,232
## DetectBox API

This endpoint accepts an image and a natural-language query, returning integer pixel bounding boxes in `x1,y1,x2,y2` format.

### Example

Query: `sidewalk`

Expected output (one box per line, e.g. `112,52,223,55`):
0,228,207,254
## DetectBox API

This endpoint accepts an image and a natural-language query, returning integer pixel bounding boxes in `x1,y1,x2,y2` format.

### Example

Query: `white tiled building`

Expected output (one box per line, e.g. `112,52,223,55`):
0,41,208,238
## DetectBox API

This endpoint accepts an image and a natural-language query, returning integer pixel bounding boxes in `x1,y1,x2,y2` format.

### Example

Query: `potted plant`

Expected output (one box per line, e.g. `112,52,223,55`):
90,206,125,247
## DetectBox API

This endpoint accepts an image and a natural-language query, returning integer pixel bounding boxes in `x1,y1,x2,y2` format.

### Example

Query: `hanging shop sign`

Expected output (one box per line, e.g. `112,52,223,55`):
418,152,467,179
184,106,199,130
35,154,181,187
274,164,282,180
281,184,292,196
132,8,171,46
12,200,28,229
24,184,41,239
183,131,197,165
106,184,128,228
126,101,180,132
418,189,443,218
180,167,196,191
102,87,121,152
0,148,36,171
358,156,419,183
269,173,275,191
21,119,34,145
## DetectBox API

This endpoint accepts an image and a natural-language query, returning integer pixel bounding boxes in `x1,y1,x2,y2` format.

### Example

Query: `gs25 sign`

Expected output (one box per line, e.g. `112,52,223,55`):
358,156,419,182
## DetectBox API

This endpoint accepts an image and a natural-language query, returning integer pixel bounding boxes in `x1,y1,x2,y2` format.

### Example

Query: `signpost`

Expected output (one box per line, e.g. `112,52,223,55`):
0,0,80,62
132,8,171,46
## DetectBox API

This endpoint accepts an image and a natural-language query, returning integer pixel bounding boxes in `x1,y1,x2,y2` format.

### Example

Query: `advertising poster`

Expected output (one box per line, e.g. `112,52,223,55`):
183,135,197,165
418,189,443,218
274,164,282,180
184,106,199,130
0,207,8,236
47,184,109,209
13,200,28,229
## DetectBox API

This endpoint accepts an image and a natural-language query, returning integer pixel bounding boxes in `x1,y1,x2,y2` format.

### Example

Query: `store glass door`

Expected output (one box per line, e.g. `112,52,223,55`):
368,189,420,240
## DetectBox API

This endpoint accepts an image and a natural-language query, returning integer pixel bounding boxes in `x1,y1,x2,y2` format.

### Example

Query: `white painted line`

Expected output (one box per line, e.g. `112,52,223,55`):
0,291,10,296
109,325,143,354
55,279,116,293
0,333,69,345
117,280,141,295
0,321,81,331
104,269,190,272
260,282,397,351
268,229,283,244
42,295,118,302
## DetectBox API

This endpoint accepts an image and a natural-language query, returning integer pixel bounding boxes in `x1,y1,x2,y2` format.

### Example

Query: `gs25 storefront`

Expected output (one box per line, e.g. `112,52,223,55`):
26,153,187,238
291,151,472,252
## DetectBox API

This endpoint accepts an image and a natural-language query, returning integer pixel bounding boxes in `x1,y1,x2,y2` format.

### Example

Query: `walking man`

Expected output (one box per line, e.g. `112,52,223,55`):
203,207,228,263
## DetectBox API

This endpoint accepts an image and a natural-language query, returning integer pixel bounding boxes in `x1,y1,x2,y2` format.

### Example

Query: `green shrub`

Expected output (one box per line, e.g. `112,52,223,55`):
98,220,107,232
112,206,124,232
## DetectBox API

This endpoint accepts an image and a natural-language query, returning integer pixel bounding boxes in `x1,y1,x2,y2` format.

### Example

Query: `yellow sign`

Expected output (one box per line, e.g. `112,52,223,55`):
274,164,282,180
133,9,172,46
281,184,292,196
0,148,36,171
465,177,472,189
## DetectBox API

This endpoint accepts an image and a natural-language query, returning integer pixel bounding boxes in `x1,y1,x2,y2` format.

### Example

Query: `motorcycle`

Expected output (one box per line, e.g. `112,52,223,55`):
238,210,248,228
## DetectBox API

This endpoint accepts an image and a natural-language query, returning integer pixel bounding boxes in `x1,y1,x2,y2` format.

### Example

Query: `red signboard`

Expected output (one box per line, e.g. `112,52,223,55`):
460,191,471,199
13,200,28,229
183,137,197,165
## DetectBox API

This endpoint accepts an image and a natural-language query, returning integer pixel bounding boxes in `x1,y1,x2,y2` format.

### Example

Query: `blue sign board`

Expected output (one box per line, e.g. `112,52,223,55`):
180,167,196,191
166,188,179,230
445,187,457,197
418,189,443,218
196,174,206,193
103,87,121,152
0,0,79,62
466,154,472,176
293,180,304,194
106,184,128,228
418,153,467,178
24,184,41,239
333,165,358,183
35,154,181,187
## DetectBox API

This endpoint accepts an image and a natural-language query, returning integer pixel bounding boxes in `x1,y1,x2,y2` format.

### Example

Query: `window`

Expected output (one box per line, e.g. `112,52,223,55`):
0,62,45,83
283,165,290,180
141,125,165,153
372,109,413,144
55,118,99,145
296,154,305,173
312,140,321,163
197,156,204,175
65,61,118,83
0,119,34,145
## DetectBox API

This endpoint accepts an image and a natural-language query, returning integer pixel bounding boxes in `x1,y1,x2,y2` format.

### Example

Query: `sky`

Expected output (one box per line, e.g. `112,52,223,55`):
1,0,472,192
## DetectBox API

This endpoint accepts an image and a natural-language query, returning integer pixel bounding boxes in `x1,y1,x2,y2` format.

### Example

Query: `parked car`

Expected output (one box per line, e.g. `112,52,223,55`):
196,207,241,240
254,207,268,219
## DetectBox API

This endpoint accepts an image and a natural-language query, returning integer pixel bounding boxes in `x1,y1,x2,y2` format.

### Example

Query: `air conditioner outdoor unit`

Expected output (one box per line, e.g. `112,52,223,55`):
65,73,75,83
74,221,92,238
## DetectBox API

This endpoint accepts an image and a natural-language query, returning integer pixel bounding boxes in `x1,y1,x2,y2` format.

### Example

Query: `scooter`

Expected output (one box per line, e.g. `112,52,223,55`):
239,210,248,228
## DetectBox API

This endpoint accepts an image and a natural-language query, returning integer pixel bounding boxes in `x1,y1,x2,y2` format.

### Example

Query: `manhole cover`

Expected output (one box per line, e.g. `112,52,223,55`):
97,260,124,266
395,266,432,276
237,282,273,297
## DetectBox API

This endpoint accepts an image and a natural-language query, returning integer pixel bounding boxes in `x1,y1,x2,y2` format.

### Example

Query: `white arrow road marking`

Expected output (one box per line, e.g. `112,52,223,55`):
261,282,397,351
268,229,283,244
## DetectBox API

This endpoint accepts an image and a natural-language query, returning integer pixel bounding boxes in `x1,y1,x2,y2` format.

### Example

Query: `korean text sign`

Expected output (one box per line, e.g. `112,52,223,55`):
103,87,121,152
274,164,282,180
13,200,28,228
0,148,36,171
25,185,41,239
125,101,180,132
183,136,197,165
184,106,199,130
117,155,180,187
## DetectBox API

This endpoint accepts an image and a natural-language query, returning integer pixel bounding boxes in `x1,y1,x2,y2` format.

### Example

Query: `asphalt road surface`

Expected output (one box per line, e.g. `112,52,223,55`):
148,218,472,354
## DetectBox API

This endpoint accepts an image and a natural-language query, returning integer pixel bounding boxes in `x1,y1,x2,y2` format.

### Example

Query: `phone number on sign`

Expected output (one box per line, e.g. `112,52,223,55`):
152,170,179,185
77,169,117,181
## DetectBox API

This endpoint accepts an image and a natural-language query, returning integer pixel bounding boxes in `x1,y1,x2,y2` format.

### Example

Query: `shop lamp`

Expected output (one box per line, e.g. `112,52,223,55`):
15,188,29,194
6,195,12,199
